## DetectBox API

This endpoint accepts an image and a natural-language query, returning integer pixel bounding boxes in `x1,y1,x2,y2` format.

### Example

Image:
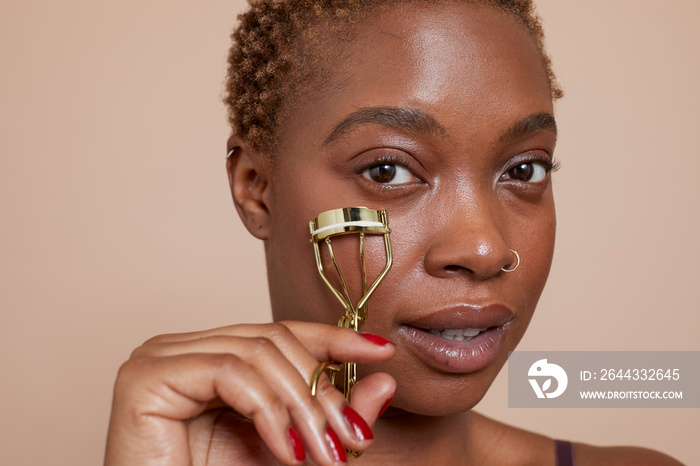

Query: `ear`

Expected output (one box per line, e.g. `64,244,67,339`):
226,135,272,240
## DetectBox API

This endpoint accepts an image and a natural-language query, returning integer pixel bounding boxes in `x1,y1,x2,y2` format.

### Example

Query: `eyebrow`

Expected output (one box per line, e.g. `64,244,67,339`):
323,107,557,146
499,112,557,144
324,106,445,145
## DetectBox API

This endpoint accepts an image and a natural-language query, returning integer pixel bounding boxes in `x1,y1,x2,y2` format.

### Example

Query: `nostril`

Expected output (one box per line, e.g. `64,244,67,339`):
425,234,510,280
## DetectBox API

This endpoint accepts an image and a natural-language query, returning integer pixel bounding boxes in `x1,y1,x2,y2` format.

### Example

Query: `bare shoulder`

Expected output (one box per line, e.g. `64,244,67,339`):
573,443,684,466
468,412,683,466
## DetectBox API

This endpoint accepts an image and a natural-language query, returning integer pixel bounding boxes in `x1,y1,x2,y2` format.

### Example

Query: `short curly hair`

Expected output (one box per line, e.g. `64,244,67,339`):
225,0,563,154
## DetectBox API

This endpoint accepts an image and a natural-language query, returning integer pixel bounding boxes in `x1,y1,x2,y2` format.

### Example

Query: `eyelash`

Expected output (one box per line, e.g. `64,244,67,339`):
502,155,561,180
354,153,419,179
538,155,560,173
354,152,560,185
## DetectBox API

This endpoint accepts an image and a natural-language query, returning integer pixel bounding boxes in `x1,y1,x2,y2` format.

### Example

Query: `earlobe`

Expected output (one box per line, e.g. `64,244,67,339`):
226,136,272,240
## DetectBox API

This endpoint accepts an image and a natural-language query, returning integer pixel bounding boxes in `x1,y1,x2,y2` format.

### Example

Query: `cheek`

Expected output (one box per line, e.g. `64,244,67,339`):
508,200,556,320
523,202,556,279
265,188,335,323
266,183,395,325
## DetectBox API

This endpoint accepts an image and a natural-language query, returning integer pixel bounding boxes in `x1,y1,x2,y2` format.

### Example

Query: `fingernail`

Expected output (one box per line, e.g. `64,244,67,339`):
325,426,347,463
361,333,393,346
287,426,305,462
342,405,374,441
379,395,394,417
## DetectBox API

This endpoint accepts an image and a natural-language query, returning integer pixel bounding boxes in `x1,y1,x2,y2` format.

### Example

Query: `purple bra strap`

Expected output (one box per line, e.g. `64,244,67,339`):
554,440,575,466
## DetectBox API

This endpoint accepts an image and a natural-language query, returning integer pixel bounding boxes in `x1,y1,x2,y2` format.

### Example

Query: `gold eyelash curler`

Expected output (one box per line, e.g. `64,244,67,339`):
309,207,393,458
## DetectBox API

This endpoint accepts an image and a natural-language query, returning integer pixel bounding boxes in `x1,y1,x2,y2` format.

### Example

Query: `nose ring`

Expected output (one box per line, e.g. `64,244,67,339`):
501,249,520,273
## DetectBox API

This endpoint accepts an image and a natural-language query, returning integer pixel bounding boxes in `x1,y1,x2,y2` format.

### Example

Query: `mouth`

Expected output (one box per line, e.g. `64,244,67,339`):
426,327,489,342
397,304,514,374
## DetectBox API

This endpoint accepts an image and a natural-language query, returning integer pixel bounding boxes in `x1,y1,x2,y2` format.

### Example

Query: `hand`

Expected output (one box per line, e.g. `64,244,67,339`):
104,321,396,465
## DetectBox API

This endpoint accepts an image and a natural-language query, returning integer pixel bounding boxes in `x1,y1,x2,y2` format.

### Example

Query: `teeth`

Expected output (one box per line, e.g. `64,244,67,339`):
428,328,488,341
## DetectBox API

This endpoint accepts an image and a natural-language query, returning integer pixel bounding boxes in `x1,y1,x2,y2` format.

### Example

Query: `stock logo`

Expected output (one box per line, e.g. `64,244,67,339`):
528,359,568,399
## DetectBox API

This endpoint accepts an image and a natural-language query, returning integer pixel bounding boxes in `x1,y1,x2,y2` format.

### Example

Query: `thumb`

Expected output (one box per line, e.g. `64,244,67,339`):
348,372,396,428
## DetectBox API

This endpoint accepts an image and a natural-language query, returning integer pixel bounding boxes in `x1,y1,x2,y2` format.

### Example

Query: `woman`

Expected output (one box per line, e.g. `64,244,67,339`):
105,1,682,464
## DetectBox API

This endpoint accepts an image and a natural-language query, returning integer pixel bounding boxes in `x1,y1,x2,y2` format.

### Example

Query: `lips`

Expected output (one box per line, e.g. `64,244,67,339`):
397,304,514,374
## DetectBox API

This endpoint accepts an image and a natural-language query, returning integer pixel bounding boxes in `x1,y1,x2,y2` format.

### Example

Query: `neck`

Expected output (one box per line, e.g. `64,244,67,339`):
354,410,477,465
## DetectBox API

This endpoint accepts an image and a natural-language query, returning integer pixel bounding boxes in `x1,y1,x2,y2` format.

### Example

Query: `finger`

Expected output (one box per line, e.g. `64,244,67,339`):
259,325,390,453
347,372,397,428
135,334,369,459
139,322,395,367
176,339,354,464
279,321,396,365
108,353,304,466
309,371,378,455
189,410,295,466
133,323,396,459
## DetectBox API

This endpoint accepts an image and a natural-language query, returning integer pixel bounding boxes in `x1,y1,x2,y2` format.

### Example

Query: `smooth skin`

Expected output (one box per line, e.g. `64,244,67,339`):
105,3,682,465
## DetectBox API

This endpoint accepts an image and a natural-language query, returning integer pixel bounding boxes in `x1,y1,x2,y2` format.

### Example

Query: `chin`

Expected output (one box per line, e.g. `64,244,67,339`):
362,351,507,417
397,386,489,417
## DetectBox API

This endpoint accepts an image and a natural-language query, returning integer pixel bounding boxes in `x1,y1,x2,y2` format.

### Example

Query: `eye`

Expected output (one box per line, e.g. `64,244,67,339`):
362,163,414,185
503,161,549,183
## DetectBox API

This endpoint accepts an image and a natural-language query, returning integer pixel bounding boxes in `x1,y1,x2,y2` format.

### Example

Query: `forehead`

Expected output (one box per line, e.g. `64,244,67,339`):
275,2,553,155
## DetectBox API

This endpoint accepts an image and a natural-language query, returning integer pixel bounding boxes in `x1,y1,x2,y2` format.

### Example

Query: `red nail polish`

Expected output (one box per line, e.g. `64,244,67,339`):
325,426,347,463
287,426,305,461
361,333,393,346
343,405,374,441
379,395,394,417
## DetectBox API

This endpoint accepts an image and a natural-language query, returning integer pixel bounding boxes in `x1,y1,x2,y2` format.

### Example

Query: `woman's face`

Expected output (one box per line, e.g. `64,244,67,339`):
255,3,556,415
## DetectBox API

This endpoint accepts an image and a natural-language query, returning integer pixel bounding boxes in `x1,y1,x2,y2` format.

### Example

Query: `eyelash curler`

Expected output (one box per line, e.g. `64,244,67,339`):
309,207,393,457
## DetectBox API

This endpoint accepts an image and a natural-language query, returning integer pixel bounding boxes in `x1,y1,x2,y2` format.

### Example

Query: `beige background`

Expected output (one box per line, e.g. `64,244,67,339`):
1,1,698,465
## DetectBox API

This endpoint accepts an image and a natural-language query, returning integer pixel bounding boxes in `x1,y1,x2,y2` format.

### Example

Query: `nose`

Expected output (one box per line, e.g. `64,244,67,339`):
423,195,514,281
